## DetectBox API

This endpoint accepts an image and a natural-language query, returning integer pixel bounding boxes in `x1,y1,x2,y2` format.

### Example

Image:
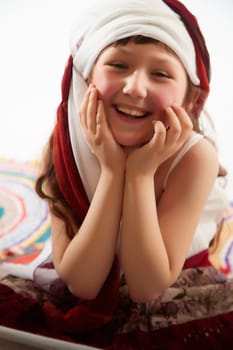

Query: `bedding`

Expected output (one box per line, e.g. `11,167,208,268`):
1,158,233,349
0,158,50,265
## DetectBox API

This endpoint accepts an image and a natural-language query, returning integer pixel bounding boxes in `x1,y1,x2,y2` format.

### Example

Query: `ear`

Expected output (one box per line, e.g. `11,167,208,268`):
186,86,209,119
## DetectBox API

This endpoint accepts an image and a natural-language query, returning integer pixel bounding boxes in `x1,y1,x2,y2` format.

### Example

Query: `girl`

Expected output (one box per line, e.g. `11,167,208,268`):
35,0,231,347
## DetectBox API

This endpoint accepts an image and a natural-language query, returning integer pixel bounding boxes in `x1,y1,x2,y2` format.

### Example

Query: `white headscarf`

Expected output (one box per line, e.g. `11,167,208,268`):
68,0,200,201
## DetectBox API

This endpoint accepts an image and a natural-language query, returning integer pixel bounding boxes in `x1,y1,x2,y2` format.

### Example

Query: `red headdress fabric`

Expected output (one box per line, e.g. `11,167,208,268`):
53,56,89,225
163,0,210,90
163,0,211,117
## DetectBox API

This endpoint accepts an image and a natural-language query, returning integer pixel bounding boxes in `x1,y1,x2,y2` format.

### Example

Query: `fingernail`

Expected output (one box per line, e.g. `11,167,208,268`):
88,84,94,92
91,85,96,94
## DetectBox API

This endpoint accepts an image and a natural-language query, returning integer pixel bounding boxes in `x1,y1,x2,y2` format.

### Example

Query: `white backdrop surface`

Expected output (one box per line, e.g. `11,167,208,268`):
0,0,232,186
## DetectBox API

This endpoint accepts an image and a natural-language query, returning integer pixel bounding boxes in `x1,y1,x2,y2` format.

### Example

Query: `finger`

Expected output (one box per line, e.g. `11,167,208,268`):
164,106,181,146
96,99,108,135
165,106,181,133
87,85,98,132
171,104,193,130
171,104,193,144
79,85,92,129
150,120,166,146
96,99,104,125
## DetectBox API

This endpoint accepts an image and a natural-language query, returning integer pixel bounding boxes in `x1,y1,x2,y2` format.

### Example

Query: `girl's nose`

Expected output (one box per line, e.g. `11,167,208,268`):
123,71,147,99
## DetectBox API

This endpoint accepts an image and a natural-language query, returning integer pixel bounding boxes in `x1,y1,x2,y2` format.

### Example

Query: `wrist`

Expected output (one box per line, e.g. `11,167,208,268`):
101,165,125,181
126,161,157,180
125,168,155,186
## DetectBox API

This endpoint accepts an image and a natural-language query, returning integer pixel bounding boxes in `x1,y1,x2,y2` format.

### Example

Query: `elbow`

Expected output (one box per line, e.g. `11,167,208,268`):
57,267,102,300
67,283,100,300
127,273,178,303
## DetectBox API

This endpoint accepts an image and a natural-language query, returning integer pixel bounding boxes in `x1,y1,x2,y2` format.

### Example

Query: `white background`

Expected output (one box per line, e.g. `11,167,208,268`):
0,0,233,188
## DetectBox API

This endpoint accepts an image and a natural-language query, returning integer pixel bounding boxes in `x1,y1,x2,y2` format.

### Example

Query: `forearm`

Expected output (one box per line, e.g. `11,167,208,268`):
120,174,170,302
57,169,124,299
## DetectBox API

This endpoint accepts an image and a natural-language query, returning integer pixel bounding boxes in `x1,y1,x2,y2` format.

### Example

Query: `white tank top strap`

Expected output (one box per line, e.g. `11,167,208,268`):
162,133,204,190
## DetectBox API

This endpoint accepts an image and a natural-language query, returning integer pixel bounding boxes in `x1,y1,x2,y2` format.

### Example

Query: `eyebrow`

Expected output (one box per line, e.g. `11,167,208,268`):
108,46,130,54
109,46,177,64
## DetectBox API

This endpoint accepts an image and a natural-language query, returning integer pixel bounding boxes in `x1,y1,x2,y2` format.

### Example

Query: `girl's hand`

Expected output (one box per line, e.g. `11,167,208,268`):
79,85,126,172
126,104,193,176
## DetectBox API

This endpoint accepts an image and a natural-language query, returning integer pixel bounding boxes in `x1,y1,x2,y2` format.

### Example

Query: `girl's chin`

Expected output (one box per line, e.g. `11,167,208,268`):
114,135,152,149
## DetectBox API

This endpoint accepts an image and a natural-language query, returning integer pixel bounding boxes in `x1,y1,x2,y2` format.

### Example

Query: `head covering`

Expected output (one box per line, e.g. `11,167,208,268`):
70,0,209,86
62,0,211,203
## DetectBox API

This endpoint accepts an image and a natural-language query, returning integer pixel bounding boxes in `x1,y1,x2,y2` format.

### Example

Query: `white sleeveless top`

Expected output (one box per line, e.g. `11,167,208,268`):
162,133,229,258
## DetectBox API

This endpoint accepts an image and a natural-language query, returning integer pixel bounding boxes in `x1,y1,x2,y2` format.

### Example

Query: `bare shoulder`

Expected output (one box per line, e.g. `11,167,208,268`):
169,136,219,197
164,135,219,195
183,136,219,175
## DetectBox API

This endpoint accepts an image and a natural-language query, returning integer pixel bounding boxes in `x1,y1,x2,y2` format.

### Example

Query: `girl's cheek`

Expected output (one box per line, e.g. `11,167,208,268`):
154,82,186,125
153,90,174,125
157,88,175,108
96,85,112,104
90,71,113,99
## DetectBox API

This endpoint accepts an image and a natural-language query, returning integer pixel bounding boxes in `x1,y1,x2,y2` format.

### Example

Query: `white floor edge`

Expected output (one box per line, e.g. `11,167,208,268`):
0,326,100,350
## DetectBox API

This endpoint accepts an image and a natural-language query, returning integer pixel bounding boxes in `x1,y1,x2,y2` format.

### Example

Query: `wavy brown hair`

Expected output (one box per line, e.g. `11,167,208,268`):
35,132,79,239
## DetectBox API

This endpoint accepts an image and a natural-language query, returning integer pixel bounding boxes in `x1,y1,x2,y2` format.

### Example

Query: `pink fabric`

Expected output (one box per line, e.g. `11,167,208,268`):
183,249,211,269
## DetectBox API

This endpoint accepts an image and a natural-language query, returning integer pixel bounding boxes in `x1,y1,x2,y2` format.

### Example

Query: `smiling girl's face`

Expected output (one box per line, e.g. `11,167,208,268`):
89,38,190,148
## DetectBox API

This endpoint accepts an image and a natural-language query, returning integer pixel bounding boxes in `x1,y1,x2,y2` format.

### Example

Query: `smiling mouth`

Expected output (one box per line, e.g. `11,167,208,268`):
114,105,150,119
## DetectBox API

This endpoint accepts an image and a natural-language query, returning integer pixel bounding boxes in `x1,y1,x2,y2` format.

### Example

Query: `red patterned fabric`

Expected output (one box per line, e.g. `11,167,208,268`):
105,312,233,350
1,278,233,349
42,257,120,333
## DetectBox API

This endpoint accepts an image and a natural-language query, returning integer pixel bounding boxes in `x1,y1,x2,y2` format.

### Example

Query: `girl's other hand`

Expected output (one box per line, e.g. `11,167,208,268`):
126,104,193,176
79,85,126,173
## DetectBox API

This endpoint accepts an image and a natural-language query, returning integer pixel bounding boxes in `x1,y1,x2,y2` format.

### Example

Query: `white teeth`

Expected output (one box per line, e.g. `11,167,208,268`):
116,106,146,117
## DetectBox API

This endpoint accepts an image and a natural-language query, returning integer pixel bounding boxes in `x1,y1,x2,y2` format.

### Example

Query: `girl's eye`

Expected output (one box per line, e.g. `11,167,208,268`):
108,63,128,69
152,71,170,78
